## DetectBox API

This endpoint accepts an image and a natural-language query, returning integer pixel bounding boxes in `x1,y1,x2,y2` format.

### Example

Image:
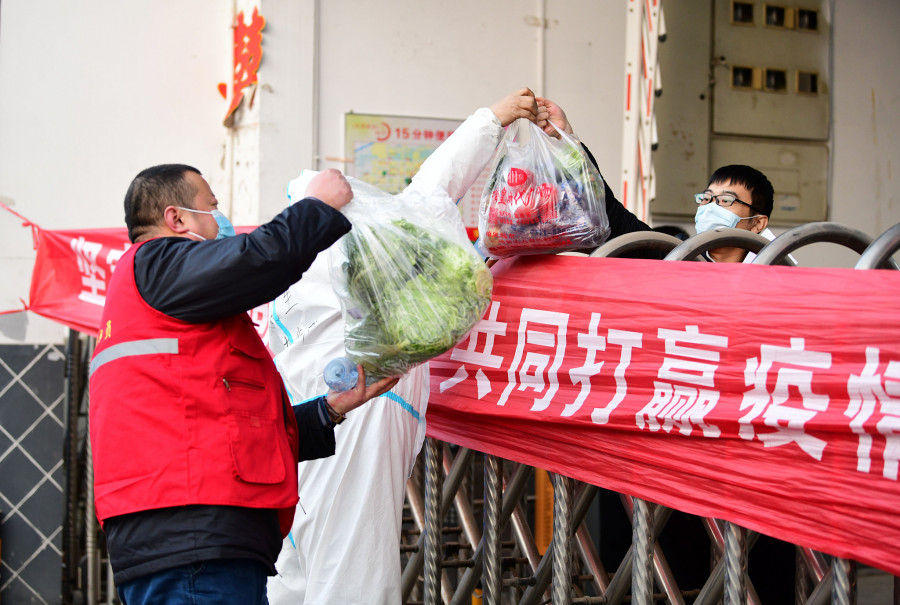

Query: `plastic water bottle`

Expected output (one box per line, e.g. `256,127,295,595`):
324,357,359,392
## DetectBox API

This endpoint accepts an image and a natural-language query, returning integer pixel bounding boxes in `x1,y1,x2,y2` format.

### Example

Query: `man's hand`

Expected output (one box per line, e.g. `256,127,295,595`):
306,169,353,210
326,365,400,416
535,97,575,138
490,87,539,127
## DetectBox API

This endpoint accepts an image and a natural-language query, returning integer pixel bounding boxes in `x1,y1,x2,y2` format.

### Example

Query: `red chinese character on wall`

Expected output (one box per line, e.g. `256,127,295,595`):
219,7,266,125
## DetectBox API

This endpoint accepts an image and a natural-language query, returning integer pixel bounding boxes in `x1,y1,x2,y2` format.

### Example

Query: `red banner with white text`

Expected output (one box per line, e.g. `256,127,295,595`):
28,227,133,335
12,223,269,340
428,255,900,576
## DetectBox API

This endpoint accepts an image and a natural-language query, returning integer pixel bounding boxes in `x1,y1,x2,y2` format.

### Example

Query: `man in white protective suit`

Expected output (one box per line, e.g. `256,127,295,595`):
265,88,543,605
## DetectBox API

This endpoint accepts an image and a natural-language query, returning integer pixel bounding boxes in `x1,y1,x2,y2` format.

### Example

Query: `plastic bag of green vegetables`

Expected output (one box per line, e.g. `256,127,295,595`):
479,118,610,257
328,176,493,380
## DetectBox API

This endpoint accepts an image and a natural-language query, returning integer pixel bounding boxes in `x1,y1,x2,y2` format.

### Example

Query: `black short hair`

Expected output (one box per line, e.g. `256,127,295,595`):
707,164,774,217
652,225,690,241
124,164,201,243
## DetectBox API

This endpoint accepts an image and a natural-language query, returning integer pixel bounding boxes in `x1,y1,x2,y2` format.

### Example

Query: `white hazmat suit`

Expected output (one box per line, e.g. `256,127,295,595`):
266,106,507,604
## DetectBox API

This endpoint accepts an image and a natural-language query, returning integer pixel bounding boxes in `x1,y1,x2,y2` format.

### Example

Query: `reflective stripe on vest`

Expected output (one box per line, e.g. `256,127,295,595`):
90,338,179,377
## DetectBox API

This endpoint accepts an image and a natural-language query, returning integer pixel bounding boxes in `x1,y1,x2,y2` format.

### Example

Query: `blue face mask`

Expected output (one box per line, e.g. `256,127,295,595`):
177,207,236,240
694,202,762,234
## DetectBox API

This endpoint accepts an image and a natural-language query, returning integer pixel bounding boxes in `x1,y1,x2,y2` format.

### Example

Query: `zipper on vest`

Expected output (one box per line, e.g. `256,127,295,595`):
222,377,265,391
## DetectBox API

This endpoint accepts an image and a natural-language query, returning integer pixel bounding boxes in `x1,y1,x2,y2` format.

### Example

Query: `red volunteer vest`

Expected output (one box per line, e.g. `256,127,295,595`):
89,241,299,536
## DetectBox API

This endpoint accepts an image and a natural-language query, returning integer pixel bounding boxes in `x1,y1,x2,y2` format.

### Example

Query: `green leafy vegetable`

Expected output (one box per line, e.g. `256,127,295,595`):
339,217,492,379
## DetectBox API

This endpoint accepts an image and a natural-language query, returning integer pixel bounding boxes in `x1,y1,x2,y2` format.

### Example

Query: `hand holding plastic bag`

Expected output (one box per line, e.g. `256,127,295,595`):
479,118,610,257
325,176,492,380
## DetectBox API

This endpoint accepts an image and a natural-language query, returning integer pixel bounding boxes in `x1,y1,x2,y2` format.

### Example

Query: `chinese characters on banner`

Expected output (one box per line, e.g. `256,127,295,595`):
221,7,266,125
29,227,132,336
428,254,900,576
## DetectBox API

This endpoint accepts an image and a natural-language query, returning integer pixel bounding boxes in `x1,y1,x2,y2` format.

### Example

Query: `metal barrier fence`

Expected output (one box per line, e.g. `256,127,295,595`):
61,222,900,604
399,222,900,605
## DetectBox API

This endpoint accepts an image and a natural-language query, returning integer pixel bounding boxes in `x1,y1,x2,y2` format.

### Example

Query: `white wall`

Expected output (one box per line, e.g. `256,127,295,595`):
254,0,627,221
0,1,233,343
824,0,900,267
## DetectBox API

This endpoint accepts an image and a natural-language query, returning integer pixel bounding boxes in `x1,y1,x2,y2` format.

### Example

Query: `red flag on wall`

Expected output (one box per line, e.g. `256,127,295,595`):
29,227,132,335
1,207,267,340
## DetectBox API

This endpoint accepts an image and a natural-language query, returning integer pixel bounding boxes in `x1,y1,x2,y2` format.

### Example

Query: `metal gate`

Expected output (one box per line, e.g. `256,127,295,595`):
397,222,900,605
62,222,900,604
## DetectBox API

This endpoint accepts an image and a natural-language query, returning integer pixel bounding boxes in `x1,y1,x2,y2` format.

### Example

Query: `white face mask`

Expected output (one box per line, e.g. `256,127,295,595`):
695,202,762,234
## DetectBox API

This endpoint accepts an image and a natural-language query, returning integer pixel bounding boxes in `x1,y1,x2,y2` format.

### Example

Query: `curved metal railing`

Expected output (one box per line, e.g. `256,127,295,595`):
855,223,900,270
752,221,889,268
666,228,794,265
590,231,683,259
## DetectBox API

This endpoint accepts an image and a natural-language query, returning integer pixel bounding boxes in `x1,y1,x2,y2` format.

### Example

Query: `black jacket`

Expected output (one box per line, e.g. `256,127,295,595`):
581,144,654,240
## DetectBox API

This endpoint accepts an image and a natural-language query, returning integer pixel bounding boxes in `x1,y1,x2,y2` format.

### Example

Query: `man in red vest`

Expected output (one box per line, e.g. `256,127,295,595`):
88,165,398,605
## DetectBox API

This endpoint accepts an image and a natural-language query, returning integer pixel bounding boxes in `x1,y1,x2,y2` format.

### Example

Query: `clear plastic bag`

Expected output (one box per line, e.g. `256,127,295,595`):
478,119,611,257
328,176,493,380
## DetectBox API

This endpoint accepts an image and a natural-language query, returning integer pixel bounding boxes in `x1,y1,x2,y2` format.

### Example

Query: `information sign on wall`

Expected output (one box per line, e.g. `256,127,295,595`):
344,113,488,239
